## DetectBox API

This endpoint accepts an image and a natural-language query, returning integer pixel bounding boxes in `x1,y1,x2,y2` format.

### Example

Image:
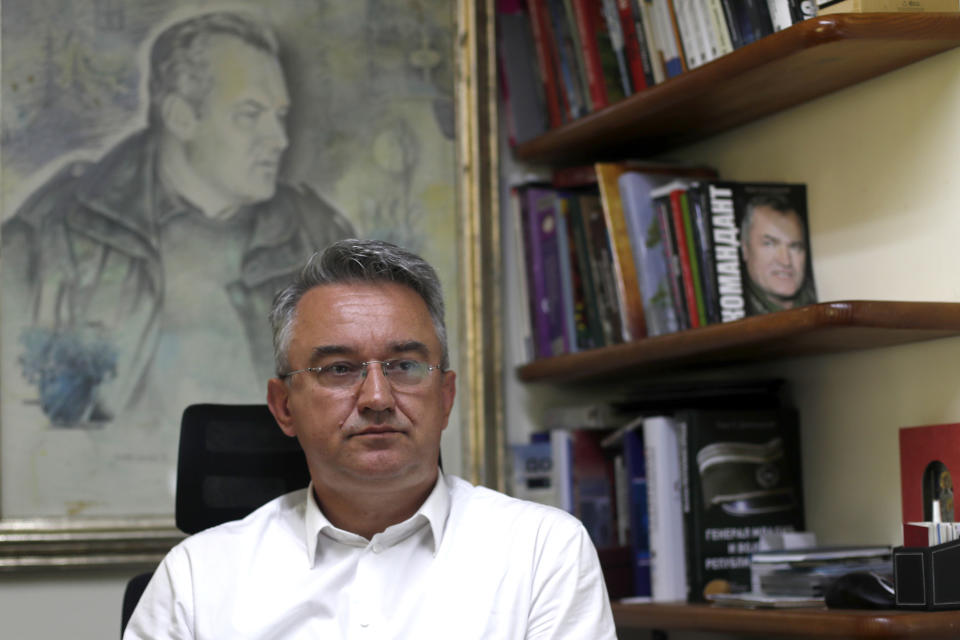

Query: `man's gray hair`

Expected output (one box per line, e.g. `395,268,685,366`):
270,239,449,376
148,11,280,123
740,193,801,249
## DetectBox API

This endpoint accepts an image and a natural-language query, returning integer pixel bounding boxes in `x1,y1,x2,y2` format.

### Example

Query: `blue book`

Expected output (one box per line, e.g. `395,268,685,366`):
624,427,653,598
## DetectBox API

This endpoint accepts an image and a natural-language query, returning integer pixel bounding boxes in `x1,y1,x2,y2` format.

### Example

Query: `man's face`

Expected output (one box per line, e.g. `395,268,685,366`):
267,282,456,496
183,35,290,205
743,205,808,302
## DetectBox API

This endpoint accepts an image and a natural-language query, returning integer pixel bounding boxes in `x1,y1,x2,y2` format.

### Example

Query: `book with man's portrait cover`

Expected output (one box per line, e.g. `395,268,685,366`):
700,182,816,320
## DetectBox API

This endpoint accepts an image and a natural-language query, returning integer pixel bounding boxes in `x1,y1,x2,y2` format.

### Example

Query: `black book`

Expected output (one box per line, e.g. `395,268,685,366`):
676,407,805,602
702,181,816,320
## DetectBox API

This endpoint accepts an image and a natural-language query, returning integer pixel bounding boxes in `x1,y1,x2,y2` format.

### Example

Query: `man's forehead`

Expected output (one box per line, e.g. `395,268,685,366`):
205,34,288,95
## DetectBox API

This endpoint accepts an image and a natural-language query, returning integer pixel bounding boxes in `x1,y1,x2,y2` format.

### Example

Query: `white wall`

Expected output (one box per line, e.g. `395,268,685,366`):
0,569,130,639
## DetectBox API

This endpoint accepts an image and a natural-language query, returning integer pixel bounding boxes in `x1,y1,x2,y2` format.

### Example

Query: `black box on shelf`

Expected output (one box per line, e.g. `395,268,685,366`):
894,538,960,610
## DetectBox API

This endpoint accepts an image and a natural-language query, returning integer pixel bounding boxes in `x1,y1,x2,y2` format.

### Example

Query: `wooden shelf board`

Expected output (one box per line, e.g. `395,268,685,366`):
612,602,960,638
514,14,960,165
517,301,960,383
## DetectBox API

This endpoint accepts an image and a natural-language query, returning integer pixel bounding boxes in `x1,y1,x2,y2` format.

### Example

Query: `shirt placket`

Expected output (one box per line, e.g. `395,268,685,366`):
347,535,387,640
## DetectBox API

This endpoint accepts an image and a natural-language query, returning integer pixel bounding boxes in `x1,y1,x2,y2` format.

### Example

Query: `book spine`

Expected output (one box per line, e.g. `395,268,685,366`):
671,0,700,71
561,0,595,112
596,0,631,102
688,184,720,325
705,0,734,57
719,0,744,50
572,0,611,109
619,0,650,92
679,189,707,327
596,163,648,342
624,428,653,598
526,188,571,357
571,429,618,549
643,416,688,602
637,0,666,84
745,0,775,42
602,0,636,96
654,195,690,331
618,171,680,336
526,0,566,127
668,187,701,329
496,0,549,145
705,183,747,322
546,0,590,118
554,196,579,353
766,0,795,32
558,195,593,350
582,194,625,343
568,196,607,348
651,0,685,77
691,0,720,63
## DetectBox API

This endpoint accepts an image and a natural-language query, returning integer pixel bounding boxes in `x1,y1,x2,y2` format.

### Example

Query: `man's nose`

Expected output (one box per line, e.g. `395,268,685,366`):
261,113,289,151
356,362,396,414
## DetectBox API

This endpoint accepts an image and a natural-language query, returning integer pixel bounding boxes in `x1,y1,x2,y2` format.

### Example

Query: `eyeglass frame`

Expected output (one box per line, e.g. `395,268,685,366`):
278,359,445,389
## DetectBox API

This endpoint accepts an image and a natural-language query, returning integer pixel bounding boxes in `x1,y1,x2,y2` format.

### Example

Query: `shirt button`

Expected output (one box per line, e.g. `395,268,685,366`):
372,544,382,553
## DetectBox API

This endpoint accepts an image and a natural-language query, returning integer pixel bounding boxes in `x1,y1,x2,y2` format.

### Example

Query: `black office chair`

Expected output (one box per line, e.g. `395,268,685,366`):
121,403,310,635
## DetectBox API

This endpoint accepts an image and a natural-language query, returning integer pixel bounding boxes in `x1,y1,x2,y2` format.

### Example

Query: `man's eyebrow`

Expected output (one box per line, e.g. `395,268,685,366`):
308,345,355,364
390,341,431,358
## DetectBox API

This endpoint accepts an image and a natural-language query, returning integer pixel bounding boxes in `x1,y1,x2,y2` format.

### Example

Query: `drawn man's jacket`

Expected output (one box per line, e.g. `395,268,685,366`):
2,130,354,424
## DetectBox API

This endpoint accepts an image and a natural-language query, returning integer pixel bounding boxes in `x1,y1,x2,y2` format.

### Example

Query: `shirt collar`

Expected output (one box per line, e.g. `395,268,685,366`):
303,471,451,567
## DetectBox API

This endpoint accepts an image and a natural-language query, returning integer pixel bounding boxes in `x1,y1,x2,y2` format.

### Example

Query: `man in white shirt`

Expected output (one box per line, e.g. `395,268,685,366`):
124,239,617,639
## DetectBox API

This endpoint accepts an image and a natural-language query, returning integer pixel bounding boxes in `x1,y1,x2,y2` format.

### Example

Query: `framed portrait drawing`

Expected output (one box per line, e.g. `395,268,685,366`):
0,0,500,568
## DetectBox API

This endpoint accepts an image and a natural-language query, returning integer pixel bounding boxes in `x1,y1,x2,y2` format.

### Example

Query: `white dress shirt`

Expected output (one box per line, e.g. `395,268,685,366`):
124,472,616,639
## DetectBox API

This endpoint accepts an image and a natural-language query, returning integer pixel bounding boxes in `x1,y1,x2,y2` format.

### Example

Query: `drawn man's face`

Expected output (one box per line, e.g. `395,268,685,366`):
183,34,290,206
743,205,807,304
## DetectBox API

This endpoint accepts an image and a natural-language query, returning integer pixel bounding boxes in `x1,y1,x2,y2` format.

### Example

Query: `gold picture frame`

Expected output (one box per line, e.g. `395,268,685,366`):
0,0,500,571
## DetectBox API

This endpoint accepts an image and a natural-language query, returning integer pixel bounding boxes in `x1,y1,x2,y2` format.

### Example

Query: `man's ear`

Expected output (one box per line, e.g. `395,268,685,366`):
267,378,297,438
161,94,198,141
438,370,456,432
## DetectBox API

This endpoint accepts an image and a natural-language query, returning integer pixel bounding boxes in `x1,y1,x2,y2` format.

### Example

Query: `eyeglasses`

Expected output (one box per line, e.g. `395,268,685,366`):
279,359,443,390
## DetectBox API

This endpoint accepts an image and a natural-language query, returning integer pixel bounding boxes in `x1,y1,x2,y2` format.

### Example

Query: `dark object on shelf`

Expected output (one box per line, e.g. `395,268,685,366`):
894,539,960,611
824,572,895,610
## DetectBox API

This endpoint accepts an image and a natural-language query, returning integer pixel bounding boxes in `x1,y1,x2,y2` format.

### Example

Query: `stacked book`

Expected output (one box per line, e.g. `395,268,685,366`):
709,545,893,608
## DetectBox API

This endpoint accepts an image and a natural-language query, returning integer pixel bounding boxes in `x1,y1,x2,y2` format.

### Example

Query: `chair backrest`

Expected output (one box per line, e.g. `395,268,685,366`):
124,403,309,636
175,403,311,534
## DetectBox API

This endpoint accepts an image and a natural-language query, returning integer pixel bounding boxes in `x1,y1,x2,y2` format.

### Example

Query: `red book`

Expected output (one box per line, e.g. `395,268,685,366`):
617,0,649,92
668,185,700,329
571,0,609,110
649,179,700,329
526,0,566,127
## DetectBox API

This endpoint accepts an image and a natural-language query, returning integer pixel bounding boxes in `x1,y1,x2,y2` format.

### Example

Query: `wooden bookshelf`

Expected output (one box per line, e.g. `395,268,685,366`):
517,301,960,383
611,602,960,638
514,13,960,165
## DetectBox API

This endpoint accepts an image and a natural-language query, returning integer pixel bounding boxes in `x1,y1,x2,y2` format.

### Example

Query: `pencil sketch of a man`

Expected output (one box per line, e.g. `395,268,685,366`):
2,11,355,427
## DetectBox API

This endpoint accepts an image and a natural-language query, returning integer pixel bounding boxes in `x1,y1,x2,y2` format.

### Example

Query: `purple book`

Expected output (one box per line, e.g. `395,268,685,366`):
524,186,571,358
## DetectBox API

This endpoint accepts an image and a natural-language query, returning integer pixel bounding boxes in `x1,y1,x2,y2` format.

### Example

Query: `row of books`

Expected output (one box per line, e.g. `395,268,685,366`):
510,379,806,602
496,0,816,144
510,162,817,360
